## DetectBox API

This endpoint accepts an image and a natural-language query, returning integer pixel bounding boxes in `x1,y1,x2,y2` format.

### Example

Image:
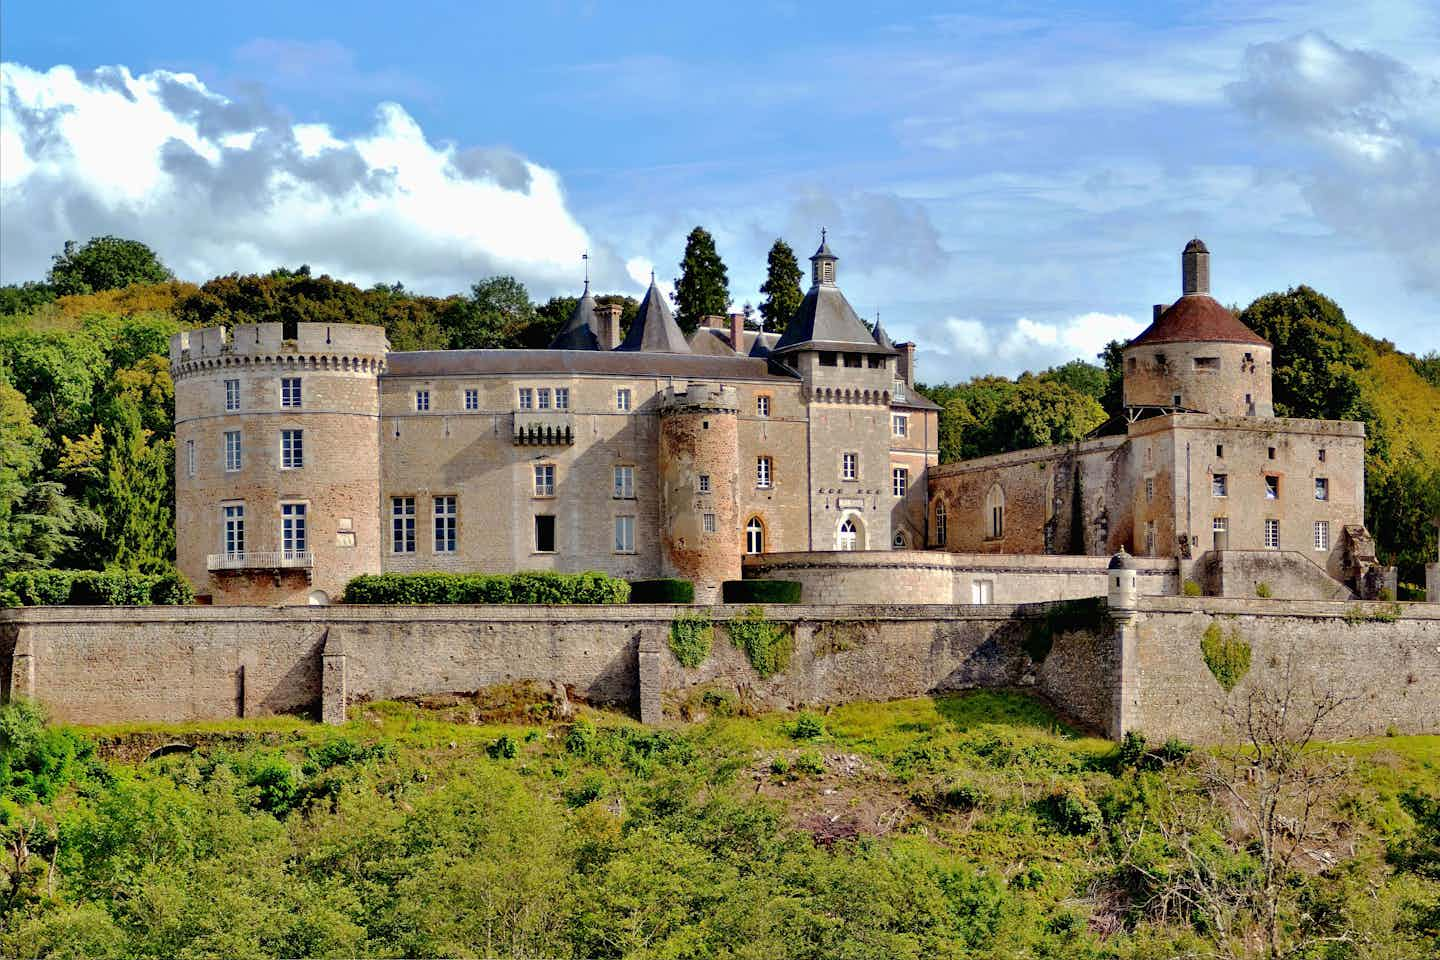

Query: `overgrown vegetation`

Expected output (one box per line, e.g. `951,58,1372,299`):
726,605,793,678
1182,578,1203,597
667,613,714,668
3,692,1436,957
340,571,630,605
1023,596,1113,663
1255,580,1273,598
1199,621,1252,693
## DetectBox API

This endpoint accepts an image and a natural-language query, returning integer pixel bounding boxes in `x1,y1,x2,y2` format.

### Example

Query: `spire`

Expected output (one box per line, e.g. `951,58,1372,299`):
810,228,837,287
616,277,691,353
548,282,601,350
872,312,895,350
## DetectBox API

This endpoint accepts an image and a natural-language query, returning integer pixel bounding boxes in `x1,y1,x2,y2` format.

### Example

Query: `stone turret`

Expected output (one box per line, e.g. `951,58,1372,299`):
1107,549,1139,614
657,383,740,602
1182,237,1210,296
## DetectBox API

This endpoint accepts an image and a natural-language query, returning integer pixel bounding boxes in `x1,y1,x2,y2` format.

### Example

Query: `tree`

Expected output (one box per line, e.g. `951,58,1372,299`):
757,239,803,332
1237,287,1368,423
672,227,730,335
1040,359,1107,403
95,398,174,571
0,383,93,568
46,236,172,297
1095,340,1126,420
992,378,1106,450
0,283,57,316
445,276,536,350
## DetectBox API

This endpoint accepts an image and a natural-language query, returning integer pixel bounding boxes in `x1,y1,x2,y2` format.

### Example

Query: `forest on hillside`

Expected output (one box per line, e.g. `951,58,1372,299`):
1,234,1438,588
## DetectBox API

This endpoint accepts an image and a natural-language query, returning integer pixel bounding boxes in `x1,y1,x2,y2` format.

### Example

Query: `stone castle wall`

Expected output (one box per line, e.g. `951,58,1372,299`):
5,598,1437,741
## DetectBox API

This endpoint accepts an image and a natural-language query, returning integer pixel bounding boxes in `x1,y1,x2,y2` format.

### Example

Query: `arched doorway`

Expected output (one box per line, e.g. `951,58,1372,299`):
744,516,765,555
836,514,864,551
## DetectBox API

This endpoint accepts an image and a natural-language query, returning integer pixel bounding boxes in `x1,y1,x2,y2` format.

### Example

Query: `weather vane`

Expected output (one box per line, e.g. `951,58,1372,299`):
582,251,589,286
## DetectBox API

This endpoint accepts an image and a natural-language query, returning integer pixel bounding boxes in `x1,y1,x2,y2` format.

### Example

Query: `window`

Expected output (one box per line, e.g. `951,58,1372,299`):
1194,356,1220,370
1265,518,1280,549
1268,446,1276,460
434,496,456,553
281,377,302,408
1265,476,1279,500
537,387,552,410
892,467,908,497
224,430,242,472
1145,520,1156,556
223,504,245,557
934,501,947,546
391,497,416,553
892,530,906,548
464,388,479,411
819,352,837,367
1212,473,1227,497
1172,394,1182,407
1318,448,1326,463
844,353,862,368
281,503,307,557
1213,516,1228,549
703,513,716,534
534,464,555,497
841,452,858,481
698,474,711,494
1314,478,1329,501
186,439,195,478
534,515,556,553
1314,520,1330,551
867,354,884,369
616,388,632,411
971,580,994,604
1145,477,1154,503
613,465,634,499
281,429,303,469
1213,516,1228,534
614,515,635,553
415,389,430,411
756,456,772,489
1216,444,1224,458
745,517,765,554
756,395,770,418
518,388,533,410
892,414,908,438
985,484,1005,539
555,387,569,410
838,517,858,550
224,379,240,411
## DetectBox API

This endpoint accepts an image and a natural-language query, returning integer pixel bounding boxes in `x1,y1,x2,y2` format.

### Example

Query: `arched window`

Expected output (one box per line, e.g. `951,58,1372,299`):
892,530,906,549
985,484,1005,540
745,517,765,555
838,517,858,551
934,500,947,547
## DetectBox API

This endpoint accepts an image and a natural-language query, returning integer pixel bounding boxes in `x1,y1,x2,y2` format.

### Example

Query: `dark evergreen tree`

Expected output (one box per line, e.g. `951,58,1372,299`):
672,227,729,335
98,397,174,571
757,239,803,332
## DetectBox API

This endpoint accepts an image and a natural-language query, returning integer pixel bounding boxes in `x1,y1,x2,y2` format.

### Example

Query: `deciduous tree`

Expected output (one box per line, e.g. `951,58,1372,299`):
46,236,172,296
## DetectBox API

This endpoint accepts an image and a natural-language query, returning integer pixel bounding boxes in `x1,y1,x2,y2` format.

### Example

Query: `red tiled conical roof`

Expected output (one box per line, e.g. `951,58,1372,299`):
1128,294,1270,348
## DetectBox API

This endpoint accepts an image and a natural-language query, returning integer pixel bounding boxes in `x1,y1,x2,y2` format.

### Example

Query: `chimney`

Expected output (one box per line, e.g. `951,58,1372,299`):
593,302,623,350
1181,239,1210,296
896,342,917,388
728,312,746,355
1153,304,1164,322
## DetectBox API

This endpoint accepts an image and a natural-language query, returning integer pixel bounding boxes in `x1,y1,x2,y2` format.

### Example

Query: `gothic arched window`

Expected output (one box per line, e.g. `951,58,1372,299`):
745,517,765,555
985,484,1005,540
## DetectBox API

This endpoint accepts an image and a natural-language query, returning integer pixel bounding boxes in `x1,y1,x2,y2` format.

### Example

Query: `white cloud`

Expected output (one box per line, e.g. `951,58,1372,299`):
624,256,673,300
0,62,596,296
934,311,1143,380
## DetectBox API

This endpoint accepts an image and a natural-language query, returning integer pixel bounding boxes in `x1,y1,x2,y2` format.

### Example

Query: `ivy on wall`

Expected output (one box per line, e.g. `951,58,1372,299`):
1200,621,1251,693
727,606,793,679
668,613,714,668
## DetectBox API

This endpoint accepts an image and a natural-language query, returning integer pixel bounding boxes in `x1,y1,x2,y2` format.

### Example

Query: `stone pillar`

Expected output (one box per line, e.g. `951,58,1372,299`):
1428,564,1439,604
321,628,348,725
637,631,664,725
1110,618,1139,741
7,630,35,702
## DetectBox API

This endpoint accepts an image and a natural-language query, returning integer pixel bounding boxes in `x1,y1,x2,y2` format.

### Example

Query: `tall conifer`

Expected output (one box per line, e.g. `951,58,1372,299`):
672,227,729,335
758,239,804,332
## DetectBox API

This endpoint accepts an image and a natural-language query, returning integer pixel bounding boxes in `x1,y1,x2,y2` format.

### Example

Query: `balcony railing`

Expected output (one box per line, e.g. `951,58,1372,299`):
513,410,575,446
207,550,313,571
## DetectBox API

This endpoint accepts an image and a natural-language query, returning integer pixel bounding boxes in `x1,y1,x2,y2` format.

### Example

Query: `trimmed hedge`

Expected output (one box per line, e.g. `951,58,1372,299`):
2,569,195,607
629,579,696,604
341,571,630,605
722,579,802,604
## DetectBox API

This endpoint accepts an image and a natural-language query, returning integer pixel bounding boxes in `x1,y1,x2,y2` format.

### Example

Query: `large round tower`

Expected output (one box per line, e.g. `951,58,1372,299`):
1122,240,1273,418
169,322,386,604
657,383,741,603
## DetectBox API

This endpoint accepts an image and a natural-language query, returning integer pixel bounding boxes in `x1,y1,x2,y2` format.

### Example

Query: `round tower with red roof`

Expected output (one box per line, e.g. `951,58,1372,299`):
1121,239,1273,418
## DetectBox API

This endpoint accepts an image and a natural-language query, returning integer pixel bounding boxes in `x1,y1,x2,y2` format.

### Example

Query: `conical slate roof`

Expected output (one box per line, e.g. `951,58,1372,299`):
617,279,691,353
871,315,895,350
1129,295,1270,348
771,285,896,356
548,283,601,350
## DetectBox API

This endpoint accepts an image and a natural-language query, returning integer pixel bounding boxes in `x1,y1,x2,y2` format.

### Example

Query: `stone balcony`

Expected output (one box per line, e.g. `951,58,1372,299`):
207,551,314,572
513,410,575,445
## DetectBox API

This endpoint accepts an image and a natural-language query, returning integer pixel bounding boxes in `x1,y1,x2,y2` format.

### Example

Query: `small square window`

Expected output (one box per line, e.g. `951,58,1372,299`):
1318,448,1326,463
757,395,770,418
698,474,711,494
1216,444,1224,458
1265,518,1280,549
518,388,533,410
1268,446,1276,459
464,389,479,411
1314,478,1329,501
1212,473,1227,498
702,513,717,534
415,389,430,411
819,352,837,367
1172,394,1182,407
281,377,302,408
537,387,552,410
616,388,632,411
534,515,556,553
534,464,555,497
1265,476,1279,500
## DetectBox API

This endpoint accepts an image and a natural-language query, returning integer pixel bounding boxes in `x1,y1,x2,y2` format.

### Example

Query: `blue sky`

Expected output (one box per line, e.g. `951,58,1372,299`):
2,0,1437,378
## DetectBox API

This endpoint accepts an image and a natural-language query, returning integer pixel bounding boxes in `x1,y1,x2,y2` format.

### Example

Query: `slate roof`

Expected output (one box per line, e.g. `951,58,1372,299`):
385,349,796,381
547,283,600,350
617,279,691,354
771,285,897,357
1128,295,1270,348
688,325,782,358
871,316,896,350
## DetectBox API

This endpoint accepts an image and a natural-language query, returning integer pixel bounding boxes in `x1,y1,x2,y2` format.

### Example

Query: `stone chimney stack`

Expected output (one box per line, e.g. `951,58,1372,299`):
896,342,917,388
728,312,746,355
593,302,623,350
1153,304,1164,322
1181,238,1210,296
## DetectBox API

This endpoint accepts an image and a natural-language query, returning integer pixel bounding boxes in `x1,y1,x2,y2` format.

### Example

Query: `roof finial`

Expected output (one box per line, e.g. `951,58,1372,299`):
820,226,827,244
582,250,589,288
650,268,656,284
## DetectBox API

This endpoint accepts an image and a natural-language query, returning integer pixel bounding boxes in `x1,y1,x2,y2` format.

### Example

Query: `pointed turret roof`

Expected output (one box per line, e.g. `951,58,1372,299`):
617,278,691,353
871,314,895,350
548,282,601,350
771,237,897,357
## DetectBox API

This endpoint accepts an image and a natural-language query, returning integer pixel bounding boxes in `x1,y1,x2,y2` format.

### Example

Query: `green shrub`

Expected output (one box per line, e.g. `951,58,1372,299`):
564,773,605,808
148,570,195,605
1182,579,1203,597
244,752,299,816
721,579,802,604
0,589,20,608
341,571,630,605
1043,785,1102,835
629,579,695,603
1200,621,1251,693
794,751,825,776
486,735,519,760
790,711,825,740
925,781,985,812
1115,730,1148,768
0,569,193,606
1255,581,1272,599
1025,597,1112,663
668,614,714,668
0,700,96,804
565,719,599,758
1157,737,1194,764
726,606,793,678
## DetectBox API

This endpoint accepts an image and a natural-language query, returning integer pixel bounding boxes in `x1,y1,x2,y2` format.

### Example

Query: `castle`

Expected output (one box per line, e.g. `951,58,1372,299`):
170,239,940,604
